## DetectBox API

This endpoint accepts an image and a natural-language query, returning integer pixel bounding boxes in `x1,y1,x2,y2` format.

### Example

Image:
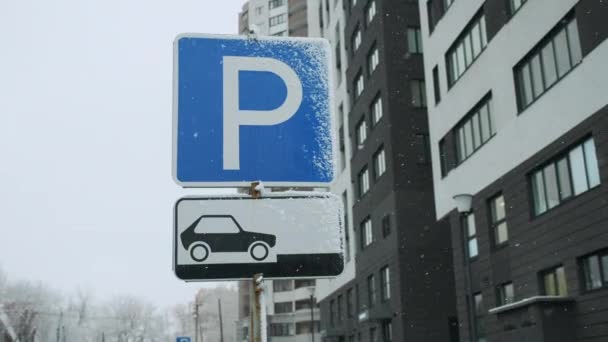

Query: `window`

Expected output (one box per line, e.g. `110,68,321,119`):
296,322,320,334
270,323,294,336
416,134,430,164
366,1,376,24
367,274,376,307
194,216,240,233
407,27,423,54
295,298,313,310
463,213,478,259
337,295,343,321
380,266,390,300
515,15,582,111
581,250,608,291
370,327,378,342
496,282,514,306
269,0,285,9
530,137,600,216
359,167,370,196
489,194,508,246
455,95,495,163
381,214,391,237
473,293,486,341
371,94,383,124
273,280,293,292
433,66,441,104
351,0,357,8
382,321,392,342
541,265,567,296
508,0,526,15
439,139,449,177
410,80,427,108
274,302,293,314
342,191,351,261
368,46,379,74
352,27,362,52
355,71,364,98
255,6,263,15
269,14,286,27
295,279,315,288
347,288,354,317
446,12,487,86
356,118,367,145
329,300,335,326
361,217,372,248
373,146,386,179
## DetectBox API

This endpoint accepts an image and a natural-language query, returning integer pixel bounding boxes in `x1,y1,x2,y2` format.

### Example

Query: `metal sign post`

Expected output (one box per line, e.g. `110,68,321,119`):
249,273,267,342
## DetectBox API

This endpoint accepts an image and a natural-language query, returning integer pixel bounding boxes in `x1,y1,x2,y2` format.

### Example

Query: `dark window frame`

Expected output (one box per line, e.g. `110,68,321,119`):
540,264,568,296
453,92,495,166
579,249,608,293
488,193,509,248
495,282,514,306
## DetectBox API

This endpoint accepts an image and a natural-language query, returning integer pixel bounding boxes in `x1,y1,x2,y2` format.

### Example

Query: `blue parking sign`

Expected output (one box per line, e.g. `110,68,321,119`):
176,337,190,342
173,34,334,187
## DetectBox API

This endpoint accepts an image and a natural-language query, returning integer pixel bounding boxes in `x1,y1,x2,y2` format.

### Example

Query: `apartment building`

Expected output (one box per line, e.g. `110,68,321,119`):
238,0,318,37
318,0,457,341
420,0,608,341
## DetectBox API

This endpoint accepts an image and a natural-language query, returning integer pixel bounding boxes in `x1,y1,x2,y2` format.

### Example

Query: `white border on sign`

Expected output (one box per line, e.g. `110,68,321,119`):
172,33,338,188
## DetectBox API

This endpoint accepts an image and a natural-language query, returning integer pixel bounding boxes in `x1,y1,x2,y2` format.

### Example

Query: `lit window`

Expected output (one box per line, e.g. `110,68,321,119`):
531,137,600,216
515,15,582,111
446,12,487,86
455,95,495,163
489,194,508,246
352,27,362,52
407,27,423,54
581,251,608,291
373,146,386,179
541,265,568,296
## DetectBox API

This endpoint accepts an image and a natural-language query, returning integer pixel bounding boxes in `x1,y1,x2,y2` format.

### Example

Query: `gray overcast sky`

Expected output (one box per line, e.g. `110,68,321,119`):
0,0,243,306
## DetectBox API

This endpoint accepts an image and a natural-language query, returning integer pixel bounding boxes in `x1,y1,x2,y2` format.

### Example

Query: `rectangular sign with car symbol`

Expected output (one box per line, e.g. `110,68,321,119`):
173,193,344,281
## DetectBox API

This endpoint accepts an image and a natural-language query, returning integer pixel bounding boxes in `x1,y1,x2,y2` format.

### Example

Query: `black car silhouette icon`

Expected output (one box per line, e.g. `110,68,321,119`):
180,215,276,262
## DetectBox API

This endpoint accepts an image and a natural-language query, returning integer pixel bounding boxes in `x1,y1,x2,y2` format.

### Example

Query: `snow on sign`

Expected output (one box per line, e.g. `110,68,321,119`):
173,193,344,281
173,34,335,187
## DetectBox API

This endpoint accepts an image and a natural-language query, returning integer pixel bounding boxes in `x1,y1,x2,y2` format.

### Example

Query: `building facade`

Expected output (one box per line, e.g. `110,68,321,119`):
420,0,608,341
238,0,319,37
318,0,457,341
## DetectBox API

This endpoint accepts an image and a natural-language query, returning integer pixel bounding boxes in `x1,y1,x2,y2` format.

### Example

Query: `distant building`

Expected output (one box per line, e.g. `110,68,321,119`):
421,0,608,341
238,0,319,37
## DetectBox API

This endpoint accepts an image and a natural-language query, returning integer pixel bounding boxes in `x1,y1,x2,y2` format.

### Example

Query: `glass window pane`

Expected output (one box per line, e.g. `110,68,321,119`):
556,267,567,295
472,114,482,149
480,105,491,142
541,42,558,87
496,222,509,244
554,29,571,78
567,20,583,66
411,81,421,107
505,283,514,303
602,255,608,284
493,195,506,221
522,63,534,103
469,238,478,258
452,52,460,81
464,121,474,158
464,35,473,67
458,127,466,162
583,139,601,188
532,171,548,215
486,103,495,135
556,158,573,200
480,16,487,47
467,214,476,236
543,164,560,209
471,23,481,57
585,256,602,290
407,29,417,53
531,54,545,98
457,44,466,74
569,146,589,195
544,273,556,296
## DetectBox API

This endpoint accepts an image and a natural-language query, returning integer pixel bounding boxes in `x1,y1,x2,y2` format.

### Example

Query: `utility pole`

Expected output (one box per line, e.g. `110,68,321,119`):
218,299,224,342
310,293,315,342
193,300,203,342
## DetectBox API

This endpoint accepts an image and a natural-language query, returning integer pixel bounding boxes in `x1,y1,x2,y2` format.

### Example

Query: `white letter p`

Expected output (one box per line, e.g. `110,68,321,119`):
222,56,303,170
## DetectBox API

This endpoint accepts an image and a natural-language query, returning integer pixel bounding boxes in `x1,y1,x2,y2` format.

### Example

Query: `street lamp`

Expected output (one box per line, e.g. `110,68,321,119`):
453,193,473,214
307,287,315,342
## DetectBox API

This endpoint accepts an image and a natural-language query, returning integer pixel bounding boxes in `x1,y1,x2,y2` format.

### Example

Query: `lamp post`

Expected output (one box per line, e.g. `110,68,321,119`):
307,287,315,342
